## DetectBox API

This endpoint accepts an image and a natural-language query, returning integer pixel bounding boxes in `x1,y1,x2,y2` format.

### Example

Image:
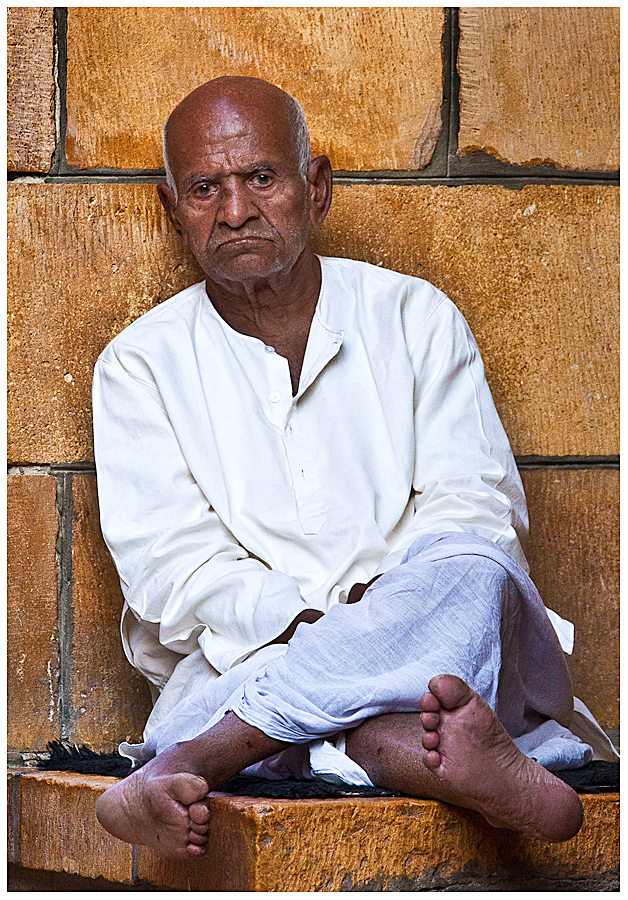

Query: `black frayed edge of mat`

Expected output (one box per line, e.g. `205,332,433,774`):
34,741,619,797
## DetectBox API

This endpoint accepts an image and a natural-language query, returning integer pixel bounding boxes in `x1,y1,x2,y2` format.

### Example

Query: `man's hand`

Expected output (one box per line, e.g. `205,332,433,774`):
347,573,383,604
266,609,325,646
266,575,383,648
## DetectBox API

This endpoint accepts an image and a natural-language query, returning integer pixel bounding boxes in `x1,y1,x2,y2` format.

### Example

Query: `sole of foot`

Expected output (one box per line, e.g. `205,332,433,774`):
419,674,583,843
96,768,210,860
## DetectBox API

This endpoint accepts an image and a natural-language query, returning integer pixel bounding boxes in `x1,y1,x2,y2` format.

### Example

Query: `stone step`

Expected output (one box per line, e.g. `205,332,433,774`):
8,769,619,891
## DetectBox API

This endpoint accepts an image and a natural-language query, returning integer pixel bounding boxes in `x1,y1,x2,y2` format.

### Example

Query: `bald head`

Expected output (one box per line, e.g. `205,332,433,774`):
163,77,311,200
156,76,332,289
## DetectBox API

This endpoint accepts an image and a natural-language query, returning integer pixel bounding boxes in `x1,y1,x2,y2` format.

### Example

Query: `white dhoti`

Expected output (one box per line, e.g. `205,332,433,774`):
121,534,614,784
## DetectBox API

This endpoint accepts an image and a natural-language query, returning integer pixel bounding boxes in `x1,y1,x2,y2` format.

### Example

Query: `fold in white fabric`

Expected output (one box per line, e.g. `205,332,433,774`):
513,721,593,771
121,534,598,780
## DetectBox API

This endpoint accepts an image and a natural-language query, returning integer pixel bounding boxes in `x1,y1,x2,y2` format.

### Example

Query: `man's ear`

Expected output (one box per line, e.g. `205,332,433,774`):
157,184,188,243
307,155,333,230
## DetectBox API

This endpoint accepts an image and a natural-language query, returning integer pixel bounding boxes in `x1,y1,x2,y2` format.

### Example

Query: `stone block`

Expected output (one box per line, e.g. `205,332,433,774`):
7,475,60,750
7,7,56,172
522,468,619,732
8,183,203,463
9,183,617,461
316,183,618,457
65,7,444,171
7,772,620,890
8,863,139,893
16,771,134,883
458,8,619,171
137,793,618,891
70,474,153,749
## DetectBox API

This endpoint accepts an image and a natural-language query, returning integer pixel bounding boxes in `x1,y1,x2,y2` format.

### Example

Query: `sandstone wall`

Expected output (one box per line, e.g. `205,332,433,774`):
8,8,618,752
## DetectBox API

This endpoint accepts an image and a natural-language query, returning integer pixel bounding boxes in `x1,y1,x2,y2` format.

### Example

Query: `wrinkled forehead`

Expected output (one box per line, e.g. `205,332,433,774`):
167,93,298,170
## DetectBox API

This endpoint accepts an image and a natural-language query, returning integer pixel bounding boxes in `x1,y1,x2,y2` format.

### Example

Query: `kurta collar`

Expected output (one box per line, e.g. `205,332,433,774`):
198,257,348,399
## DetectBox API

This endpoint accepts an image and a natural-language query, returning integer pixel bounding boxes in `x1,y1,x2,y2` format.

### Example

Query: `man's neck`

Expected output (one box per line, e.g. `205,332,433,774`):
204,249,321,338
204,249,322,395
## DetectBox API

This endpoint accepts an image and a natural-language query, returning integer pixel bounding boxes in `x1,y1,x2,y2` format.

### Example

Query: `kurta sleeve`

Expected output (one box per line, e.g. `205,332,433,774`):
92,350,310,678
375,292,530,574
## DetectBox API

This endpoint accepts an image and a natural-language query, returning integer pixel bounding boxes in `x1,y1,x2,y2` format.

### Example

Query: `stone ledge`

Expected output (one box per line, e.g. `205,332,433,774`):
7,769,620,891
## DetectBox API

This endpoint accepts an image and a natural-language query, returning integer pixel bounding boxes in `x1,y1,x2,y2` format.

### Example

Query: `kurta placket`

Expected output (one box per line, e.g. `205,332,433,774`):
260,320,344,536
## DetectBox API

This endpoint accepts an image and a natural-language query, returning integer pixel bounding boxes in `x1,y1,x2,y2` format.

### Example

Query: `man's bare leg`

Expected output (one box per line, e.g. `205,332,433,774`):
96,713,289,859
345,674,583,844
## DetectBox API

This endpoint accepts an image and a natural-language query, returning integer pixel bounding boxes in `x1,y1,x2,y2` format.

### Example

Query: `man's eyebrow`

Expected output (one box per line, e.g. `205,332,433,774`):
180,173,215,192
180,164,279,193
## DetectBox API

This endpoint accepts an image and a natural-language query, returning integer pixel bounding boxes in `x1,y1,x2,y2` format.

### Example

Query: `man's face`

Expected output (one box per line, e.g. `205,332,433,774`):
164,99,312,287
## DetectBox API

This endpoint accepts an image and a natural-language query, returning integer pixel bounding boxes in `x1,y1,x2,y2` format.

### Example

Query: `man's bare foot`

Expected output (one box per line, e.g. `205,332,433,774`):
419,674,583,843
96,713,288,858
96,765,210,860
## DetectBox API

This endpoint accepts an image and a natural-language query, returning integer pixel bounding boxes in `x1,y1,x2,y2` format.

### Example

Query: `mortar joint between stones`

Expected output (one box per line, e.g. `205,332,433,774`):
54,470,76,740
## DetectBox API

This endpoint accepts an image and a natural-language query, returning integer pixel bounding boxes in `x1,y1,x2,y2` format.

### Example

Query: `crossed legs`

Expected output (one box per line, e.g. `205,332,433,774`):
96,541,584,857
96,674,583,858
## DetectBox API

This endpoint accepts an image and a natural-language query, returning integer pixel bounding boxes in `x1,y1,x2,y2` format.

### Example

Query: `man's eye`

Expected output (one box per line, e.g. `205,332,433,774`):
194,183,213,196
252,173,272,186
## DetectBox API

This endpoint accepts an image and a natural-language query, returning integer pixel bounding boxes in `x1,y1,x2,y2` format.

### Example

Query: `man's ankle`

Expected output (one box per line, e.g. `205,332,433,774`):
164,713,290,788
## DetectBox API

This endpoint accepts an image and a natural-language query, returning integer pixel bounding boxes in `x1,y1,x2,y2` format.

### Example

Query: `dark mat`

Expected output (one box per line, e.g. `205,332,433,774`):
35,741,618,797
554,761,619,794
36,741,135,779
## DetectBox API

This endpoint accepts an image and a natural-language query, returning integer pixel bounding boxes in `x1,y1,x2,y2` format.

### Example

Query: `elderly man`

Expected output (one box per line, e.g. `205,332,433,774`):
93,76,604,860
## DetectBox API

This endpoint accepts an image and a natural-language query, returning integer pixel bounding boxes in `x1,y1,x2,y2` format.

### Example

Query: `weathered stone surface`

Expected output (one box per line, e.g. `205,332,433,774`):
8,183,618,461
8,863,141,893
16,771,133,882
8,772,619,890
8,183,203,463
7,475,60,750
65,7,444,171
70,475,152,749
7,7,56,172
458,8,619,171
14,860,618,893
316,184,618,457
136,793,621,890
522,468,619,732
7,863,144,894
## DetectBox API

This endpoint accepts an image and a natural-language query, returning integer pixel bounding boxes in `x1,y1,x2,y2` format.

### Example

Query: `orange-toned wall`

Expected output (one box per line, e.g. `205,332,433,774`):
8,8,619,755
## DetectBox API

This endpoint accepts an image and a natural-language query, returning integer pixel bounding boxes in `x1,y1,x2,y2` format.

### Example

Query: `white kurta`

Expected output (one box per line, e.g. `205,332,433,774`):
93,256,591,747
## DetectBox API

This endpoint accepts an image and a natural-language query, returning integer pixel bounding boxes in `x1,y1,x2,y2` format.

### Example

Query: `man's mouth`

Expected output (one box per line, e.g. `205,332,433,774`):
216,236,273,248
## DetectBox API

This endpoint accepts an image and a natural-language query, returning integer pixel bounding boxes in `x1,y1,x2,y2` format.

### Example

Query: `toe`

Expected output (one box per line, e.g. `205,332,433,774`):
420,691,441,714
167,774,209,806
187,830,208,847
423,749,441,769
186,842,207,856
422,731,439,751
189,801,210,824
190,821,209,836
420,711,440,731
428,674,473,711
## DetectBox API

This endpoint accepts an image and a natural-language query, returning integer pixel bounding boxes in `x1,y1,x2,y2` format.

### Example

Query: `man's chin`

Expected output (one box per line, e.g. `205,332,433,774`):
205,250,287,284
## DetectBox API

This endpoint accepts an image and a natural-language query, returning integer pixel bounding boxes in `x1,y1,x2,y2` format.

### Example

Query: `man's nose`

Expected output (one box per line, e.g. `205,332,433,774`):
217,181,258,228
